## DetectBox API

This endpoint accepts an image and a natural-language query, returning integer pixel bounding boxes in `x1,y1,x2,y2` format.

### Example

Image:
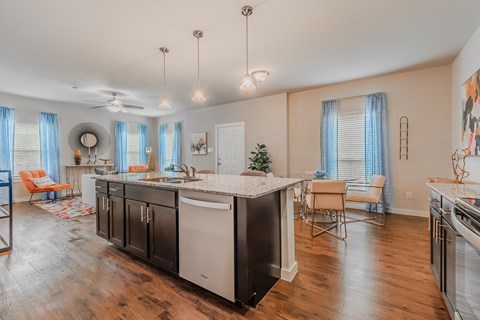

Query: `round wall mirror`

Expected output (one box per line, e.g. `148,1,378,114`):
80,133,97,148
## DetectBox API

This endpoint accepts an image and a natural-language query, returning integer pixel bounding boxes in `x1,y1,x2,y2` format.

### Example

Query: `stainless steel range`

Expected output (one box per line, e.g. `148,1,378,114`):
453,197,480,320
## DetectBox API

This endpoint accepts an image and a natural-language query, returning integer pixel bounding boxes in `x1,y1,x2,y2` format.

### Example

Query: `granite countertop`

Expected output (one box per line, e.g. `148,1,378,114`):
94,171,303,199
427,182,480,202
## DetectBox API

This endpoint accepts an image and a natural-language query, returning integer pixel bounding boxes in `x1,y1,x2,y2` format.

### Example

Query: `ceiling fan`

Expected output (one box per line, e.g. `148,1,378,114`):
91,92,144,113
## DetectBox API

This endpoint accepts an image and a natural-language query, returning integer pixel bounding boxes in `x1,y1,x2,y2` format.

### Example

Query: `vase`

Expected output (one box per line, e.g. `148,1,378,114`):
148,153,156,171
74,150,81,165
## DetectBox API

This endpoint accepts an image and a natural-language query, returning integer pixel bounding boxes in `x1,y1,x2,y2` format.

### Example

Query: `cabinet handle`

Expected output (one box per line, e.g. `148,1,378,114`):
110,188,118,192
102,196,105,210
140,206,144,222
146,207,152,223
96,186,102,189
435,220,440,243
106,199,111,211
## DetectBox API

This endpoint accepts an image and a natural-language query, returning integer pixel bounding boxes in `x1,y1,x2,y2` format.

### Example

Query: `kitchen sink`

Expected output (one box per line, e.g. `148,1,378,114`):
140,177,202,183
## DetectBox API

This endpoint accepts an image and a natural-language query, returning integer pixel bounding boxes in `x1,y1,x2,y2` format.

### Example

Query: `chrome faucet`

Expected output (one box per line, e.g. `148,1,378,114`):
171,163,190,177
191,166,197,178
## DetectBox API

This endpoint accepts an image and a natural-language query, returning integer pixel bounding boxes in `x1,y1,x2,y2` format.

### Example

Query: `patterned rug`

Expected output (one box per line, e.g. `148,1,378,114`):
35,196,95,219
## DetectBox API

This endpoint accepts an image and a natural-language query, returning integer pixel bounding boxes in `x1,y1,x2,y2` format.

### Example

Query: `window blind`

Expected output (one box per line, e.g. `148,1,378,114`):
13,110,40,176
338,111,366,182
127,123,140,166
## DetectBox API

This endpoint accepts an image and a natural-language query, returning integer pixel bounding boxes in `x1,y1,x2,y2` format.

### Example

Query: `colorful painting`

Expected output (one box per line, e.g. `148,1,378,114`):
462,69,480,155
190,132,207,155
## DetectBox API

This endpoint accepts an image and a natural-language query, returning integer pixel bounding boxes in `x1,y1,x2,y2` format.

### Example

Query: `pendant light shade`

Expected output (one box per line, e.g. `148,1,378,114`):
158,47,172,109
240,74,256,91
192,30,207,103
240,6,256,91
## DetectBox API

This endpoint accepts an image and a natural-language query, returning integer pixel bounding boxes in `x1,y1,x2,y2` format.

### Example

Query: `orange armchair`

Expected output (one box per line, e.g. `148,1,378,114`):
19,170,73,204
128,165,148,173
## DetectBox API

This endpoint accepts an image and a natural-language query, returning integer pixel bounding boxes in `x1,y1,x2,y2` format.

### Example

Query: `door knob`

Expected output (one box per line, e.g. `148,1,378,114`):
218,162,221,165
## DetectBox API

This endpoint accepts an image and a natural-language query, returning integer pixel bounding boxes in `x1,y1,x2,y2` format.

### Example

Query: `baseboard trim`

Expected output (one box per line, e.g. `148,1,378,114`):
281,261,298,282
390,207,429,217
347,203,428,217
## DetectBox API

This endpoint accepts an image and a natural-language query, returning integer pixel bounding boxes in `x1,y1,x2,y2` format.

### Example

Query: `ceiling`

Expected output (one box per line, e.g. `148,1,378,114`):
0,0,479,117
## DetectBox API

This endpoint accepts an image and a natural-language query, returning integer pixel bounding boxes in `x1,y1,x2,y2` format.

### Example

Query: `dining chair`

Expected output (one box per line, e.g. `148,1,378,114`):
306,180,347,240
345,174,386,226
240,170,267,177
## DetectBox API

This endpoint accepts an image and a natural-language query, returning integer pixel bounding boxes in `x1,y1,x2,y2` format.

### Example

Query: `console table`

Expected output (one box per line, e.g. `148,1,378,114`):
65,164,115,195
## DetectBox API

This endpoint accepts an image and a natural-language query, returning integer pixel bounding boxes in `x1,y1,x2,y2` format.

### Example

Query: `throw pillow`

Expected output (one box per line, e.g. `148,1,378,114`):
30,176,56,187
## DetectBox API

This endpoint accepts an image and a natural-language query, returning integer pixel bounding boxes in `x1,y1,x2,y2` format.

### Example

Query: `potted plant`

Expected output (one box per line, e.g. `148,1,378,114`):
248,143,272,173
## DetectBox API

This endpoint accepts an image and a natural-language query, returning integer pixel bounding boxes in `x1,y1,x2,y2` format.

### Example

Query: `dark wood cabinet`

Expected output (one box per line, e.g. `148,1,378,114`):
149,204,177,272
429,188,457,319
109,195,125,247
125,199,149,259
443,217,456,315
430,207,442,289
96,182,179,274
96,192,109,239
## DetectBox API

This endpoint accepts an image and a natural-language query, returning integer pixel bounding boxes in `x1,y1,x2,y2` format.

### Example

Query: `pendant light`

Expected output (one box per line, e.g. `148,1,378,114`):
240,6,256,91
158,47,171,109
192,30,206,103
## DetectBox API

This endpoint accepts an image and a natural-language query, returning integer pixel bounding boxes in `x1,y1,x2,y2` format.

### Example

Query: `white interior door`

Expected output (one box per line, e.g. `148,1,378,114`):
215,122,245,174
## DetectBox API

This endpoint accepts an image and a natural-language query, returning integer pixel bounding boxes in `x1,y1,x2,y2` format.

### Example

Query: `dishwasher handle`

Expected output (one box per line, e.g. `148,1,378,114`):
180,196,231,210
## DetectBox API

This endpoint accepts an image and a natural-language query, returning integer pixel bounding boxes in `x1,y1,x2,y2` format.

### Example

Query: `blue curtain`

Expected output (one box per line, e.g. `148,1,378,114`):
0,107,15,204
365,93,391,212
159,124,168,170
138,124,148,165
172,123,181,166
159,122,181,171
40,112,61,200
115,121,128,173
321,100,338,179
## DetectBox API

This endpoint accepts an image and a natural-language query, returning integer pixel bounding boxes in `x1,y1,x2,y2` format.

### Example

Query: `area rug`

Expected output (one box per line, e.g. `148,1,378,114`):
34,196,95,219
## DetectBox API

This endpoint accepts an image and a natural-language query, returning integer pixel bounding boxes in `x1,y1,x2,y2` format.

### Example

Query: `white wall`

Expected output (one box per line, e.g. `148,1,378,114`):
0,92,155,202
288,65,453,216
451,25,480,182
156,93,288,175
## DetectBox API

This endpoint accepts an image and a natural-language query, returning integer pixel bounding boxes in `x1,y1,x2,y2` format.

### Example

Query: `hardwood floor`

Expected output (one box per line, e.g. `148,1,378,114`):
0,203,450,319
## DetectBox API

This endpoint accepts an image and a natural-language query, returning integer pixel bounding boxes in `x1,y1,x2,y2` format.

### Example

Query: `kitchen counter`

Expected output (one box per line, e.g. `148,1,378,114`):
94,171,300,307
427,182,480,202
94,171,303,198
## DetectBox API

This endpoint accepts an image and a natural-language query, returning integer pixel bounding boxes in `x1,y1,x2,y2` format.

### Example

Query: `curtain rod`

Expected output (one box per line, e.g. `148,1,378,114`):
327,92,382,102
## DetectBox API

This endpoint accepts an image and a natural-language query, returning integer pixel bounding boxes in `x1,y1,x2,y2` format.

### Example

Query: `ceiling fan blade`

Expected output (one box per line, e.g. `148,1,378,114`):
92,106,106,109
83,99,105,104
122,104,144,110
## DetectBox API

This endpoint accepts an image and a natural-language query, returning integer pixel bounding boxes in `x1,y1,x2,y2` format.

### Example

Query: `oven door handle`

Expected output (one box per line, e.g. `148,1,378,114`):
452,209,480,250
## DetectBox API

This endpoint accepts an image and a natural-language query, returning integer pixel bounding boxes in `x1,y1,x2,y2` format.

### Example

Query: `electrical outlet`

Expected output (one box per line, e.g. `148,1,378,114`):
406,191,413,199
208,147,214,153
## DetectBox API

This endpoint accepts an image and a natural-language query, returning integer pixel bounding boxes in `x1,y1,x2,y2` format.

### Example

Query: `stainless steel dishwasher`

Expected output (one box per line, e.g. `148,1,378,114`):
178,190,235,302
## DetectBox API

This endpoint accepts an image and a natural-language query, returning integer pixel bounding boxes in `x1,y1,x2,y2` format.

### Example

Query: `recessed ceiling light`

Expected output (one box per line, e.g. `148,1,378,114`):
71,85,79,89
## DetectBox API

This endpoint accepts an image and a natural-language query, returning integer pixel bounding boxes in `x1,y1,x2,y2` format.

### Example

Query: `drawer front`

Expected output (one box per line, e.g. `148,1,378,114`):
109,183,124,197
95,180,108,194
125,185,176,208
429,189,441,212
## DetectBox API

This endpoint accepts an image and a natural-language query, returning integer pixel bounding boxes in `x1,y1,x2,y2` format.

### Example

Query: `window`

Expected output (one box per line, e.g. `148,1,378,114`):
163,124,175,166
337,100,366,181
126,123,140,167
13,111,41,176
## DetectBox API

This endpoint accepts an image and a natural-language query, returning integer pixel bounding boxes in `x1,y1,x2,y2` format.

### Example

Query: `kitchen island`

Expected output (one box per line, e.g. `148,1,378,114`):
94,171,301,307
